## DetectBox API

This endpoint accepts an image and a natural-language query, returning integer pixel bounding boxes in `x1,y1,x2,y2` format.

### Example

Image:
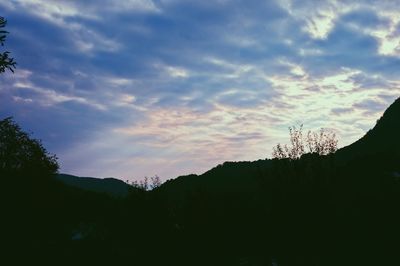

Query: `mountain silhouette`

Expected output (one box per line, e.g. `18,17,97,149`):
159,97,400,202
337,97,400,161
54,97,400,200
157,160,273,201
56,174,130,197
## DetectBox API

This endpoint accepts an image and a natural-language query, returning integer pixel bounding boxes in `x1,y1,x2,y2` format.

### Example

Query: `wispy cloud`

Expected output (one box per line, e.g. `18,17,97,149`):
1,0,400,180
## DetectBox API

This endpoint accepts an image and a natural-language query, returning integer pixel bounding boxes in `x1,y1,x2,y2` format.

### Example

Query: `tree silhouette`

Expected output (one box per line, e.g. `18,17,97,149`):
272,125,338,159
0,117,58,178
0,16,16,73
130,175,163,191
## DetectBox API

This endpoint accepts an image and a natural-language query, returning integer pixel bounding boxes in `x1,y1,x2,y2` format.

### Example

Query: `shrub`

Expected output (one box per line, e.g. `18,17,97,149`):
272,125,338,160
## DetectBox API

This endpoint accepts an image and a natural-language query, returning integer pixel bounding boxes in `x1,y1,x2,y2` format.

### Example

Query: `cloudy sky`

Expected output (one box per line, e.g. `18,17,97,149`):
1,0,400,181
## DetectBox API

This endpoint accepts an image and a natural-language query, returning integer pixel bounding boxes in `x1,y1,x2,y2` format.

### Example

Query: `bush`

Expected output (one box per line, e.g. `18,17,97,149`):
272,125,338,160
130,175,162,191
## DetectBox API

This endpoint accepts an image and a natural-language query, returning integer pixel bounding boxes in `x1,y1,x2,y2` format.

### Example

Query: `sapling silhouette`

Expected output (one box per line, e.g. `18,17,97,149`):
272,125,338,159
131,175,162,191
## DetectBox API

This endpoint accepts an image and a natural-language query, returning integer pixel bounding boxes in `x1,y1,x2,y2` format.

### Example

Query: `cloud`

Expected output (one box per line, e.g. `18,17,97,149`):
353,98,389,116
1,0,400,180
331,107,354,116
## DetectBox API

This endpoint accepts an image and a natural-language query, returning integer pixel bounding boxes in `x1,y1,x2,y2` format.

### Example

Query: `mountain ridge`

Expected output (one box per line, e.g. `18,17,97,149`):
56,173,130,197
157,96,400,196
336,96,400,161
58,97,400,198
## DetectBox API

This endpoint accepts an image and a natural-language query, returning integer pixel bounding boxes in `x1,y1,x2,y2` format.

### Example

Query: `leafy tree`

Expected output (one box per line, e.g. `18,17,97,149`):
272,125,338,159
150,175,162,189
130,175,163,191
0,117,58,177
306,127,338,155
0,16,16,73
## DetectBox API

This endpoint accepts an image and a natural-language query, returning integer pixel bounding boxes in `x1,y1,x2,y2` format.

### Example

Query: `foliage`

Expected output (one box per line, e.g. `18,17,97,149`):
0,16,16,73
130,175,162,191
272,125,338,159
0,117,58,176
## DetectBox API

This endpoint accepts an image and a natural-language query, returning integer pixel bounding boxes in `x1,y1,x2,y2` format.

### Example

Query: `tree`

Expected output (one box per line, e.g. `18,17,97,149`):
306,127,338,156
0,16,16,73
150,175,162,190
130,175,163,191
272,125,338,160
0,117,58,178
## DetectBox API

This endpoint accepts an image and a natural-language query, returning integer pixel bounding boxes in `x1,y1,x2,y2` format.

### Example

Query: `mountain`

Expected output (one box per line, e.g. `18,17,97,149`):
158,97,400,200
157,159,273,199
56,173,130,197
55,97,400,200
154,97,400,266
336,97,400,161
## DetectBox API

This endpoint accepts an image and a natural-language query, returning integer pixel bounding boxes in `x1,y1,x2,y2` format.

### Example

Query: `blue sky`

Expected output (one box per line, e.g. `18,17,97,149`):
1,0,400,181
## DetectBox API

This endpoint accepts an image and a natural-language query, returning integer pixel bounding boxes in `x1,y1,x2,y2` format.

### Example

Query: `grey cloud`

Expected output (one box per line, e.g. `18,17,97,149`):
331,107,354,115
353,99,387,115
340,8,391,29
347,73,390,90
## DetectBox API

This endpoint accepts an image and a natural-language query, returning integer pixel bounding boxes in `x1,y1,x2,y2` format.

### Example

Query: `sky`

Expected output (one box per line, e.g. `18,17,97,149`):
1,0,400,181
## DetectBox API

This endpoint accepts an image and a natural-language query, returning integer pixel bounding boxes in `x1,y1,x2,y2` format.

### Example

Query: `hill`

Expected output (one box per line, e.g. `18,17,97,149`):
56,173,130,197
159,97,400,197
337,97,400,160
157,159,273,201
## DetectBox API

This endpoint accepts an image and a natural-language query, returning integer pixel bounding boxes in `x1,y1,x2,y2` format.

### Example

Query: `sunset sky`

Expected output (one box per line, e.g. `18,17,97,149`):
1,0,400,181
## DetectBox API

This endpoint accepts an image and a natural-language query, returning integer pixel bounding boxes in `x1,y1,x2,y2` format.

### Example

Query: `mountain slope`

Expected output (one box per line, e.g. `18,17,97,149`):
158,97,400,198
56,174,130,197
157,159,272,201
336,97,400,161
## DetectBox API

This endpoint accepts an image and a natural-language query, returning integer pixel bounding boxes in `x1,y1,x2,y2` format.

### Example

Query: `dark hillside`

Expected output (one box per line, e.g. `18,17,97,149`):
336,97,400,161
56,174,130,197
157,159,272,201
